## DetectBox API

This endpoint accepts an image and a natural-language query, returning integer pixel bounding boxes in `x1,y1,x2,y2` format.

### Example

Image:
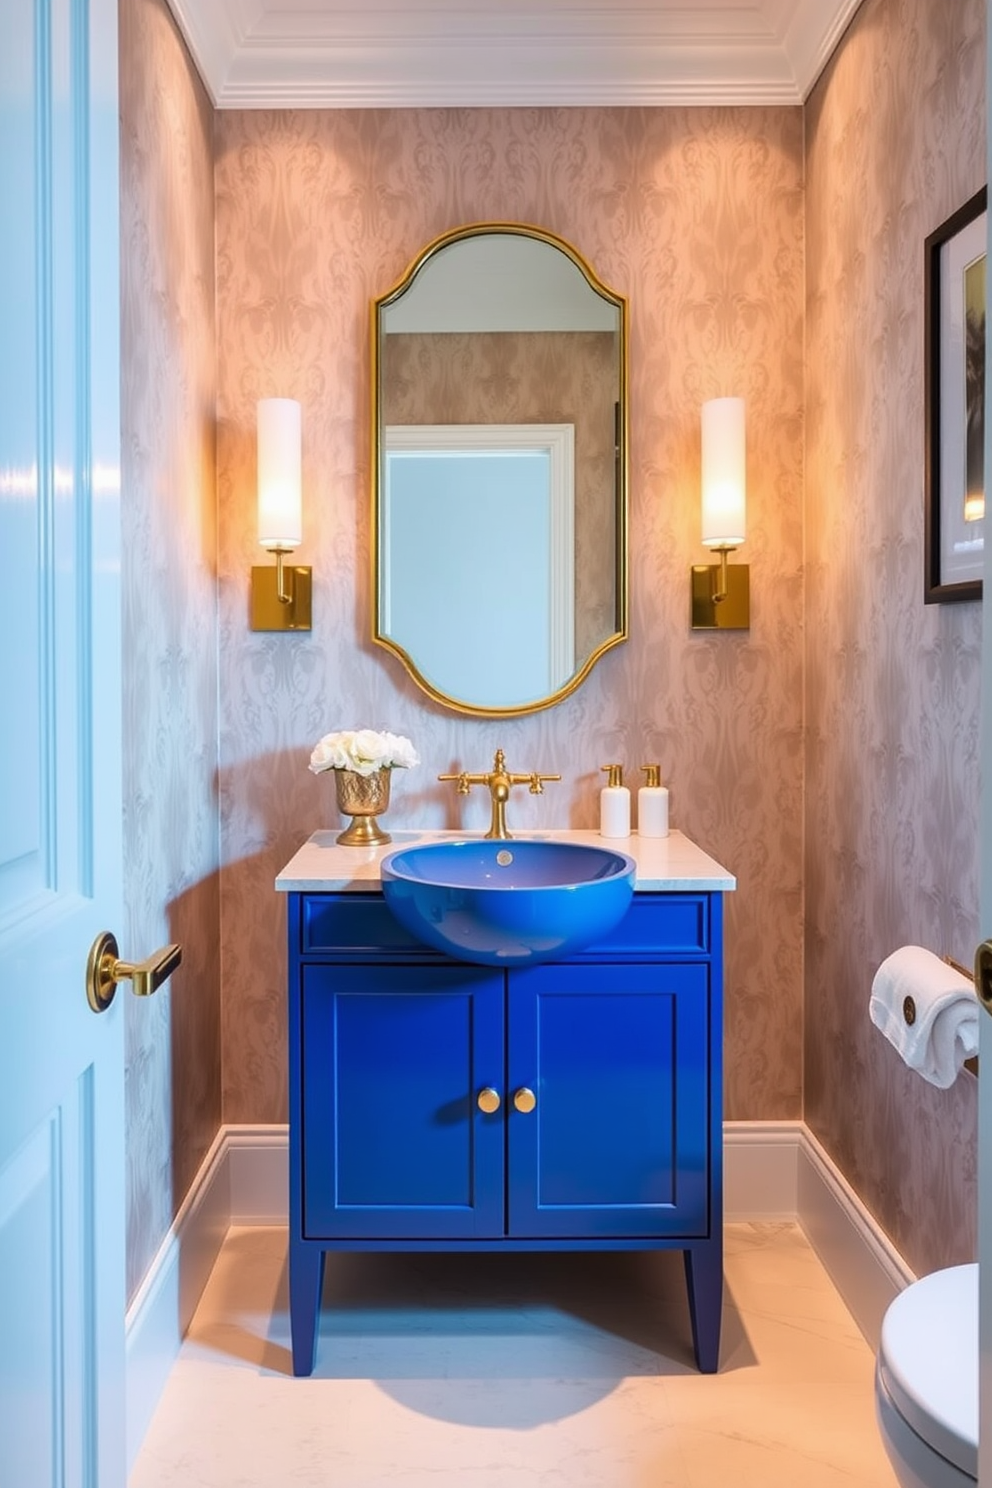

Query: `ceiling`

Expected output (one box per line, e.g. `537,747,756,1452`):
165,0,865,110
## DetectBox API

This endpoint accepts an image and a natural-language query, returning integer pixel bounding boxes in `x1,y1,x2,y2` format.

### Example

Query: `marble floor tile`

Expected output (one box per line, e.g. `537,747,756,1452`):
129,1223,899,1488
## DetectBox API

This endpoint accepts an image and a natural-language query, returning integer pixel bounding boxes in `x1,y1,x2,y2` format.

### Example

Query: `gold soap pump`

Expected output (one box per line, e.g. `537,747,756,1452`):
638,764,670,838
599,764,631,838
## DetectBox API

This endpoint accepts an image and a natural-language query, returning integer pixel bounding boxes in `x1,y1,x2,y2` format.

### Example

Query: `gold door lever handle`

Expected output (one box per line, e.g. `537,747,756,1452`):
86,931,183,1013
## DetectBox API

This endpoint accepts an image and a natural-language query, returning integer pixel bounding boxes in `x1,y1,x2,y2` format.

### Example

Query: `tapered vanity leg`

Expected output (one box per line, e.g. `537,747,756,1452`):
290,1240,326,1376
683,1241,723,1373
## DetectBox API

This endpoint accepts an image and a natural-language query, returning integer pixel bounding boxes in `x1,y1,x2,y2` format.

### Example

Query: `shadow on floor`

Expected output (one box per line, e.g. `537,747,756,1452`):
190,1231,754,1430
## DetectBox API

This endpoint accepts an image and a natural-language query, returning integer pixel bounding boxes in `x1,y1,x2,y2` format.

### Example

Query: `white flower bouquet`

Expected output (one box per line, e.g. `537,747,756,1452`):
309,728,419,778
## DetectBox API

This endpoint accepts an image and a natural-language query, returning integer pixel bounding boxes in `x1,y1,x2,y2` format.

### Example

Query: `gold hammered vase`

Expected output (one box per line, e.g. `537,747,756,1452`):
334,767,392,846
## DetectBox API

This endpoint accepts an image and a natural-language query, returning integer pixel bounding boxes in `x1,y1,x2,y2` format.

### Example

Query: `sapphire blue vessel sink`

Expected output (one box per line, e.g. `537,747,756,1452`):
379,839,637,965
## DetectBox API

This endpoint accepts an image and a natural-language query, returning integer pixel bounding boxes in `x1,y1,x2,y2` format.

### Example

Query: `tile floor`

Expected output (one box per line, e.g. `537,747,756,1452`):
130,1223,899,1487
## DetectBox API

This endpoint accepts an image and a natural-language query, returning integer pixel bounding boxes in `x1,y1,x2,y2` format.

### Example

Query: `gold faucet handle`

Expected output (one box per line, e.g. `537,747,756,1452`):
528,773,561,795
438,772,472,795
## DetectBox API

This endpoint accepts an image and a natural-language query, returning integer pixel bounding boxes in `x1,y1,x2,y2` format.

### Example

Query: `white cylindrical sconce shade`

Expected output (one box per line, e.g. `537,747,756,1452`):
701,397,746,548
258,398,302,550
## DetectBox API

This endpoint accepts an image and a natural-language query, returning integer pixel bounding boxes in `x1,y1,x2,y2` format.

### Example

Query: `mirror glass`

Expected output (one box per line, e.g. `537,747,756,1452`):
372,223,628,716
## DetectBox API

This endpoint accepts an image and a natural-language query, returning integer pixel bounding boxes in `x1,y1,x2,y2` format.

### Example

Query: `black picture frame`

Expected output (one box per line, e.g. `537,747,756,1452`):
924,186,986,603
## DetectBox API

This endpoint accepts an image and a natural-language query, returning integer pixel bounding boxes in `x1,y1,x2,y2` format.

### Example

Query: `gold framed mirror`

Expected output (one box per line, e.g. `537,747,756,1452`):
371,222,628,717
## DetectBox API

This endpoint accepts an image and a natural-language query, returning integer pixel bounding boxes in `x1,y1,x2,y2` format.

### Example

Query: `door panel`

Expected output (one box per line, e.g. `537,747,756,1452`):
0,0,124,1483
507,963,710,1237
301,963,505,1238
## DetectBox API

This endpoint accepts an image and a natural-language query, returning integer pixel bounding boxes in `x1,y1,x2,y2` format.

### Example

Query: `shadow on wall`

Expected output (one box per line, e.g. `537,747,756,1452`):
166,868,222,1215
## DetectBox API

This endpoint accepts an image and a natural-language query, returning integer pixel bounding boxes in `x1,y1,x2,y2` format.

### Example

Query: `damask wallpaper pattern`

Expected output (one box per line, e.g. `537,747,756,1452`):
121,0,983,1300
119,0,221,1299
804,0,984,1273
214,104,806,1129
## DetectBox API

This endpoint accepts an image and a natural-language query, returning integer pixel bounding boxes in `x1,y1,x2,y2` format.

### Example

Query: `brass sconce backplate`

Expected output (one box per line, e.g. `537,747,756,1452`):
251,565,312,631
690,564,750,630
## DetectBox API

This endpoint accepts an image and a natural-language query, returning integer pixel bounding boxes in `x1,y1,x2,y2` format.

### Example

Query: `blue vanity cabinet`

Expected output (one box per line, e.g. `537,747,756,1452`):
506,961,710,1239
286,888,724,1379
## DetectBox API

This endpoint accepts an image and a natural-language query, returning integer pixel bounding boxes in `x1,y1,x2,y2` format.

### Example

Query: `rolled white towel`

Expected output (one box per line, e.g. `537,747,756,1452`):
869,945,978,1089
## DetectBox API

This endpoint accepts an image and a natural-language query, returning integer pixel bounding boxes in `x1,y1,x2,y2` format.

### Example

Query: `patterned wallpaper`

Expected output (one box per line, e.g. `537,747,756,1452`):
214,105,806,1128
119,0,984,1301
804,0,984,1274
119,0,221,1300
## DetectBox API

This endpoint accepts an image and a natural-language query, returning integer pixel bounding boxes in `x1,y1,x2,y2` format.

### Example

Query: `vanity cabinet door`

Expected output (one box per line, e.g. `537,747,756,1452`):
300,962,505,1239
506,962,710,1239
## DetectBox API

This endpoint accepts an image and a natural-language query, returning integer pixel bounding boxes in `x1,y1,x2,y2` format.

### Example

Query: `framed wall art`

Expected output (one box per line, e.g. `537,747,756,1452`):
924,187,986,602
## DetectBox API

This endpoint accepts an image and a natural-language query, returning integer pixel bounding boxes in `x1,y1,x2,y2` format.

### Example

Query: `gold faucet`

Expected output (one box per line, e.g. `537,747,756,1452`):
439,749,561,840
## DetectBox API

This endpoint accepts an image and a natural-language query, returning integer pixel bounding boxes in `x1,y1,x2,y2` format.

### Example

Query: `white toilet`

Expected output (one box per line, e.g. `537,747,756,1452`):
875,1263,978,1488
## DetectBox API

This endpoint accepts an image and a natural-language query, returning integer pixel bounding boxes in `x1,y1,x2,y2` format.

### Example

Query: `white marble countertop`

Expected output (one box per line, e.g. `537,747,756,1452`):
275,828,736,893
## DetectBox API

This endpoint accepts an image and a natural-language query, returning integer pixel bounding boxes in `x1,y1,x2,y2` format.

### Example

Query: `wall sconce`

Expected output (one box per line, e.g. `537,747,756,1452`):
250,398,312,631
690,396,750,630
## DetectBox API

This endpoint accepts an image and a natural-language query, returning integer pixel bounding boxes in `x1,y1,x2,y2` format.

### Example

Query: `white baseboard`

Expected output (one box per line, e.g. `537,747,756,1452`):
123,1125,291,1469
226,1123,290,1224
125,1120,913,1466
124,1126,232,1470
723,1120,803,1220
797,1125,915,1346
724,1120,915,1346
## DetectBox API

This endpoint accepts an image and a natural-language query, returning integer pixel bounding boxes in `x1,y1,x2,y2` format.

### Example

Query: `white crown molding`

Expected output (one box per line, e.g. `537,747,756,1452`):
783,0,866,97
163,0,864,111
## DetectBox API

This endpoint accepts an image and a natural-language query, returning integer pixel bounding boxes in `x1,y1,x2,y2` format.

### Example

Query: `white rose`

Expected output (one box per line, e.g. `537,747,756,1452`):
351,728,389,775
308,734,341,774
328,730,357,769
382,731,419,769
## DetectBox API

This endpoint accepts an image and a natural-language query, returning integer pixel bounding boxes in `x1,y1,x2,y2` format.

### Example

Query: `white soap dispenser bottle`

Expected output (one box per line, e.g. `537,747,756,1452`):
599,764,631,838
638,764,670,838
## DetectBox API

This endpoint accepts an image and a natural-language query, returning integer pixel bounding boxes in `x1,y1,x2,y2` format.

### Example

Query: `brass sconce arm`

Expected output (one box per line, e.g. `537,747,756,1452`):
711,545,733,604
273,547,294,604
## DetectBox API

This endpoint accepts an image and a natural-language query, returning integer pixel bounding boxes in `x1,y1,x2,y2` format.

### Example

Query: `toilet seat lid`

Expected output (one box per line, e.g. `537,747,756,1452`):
878,1263,977,1480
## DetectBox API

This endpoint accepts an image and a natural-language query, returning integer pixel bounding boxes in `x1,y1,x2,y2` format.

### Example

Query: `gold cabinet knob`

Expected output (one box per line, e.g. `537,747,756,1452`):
86,931,182,1013
513,1087,537,1114
477,1086,501,1114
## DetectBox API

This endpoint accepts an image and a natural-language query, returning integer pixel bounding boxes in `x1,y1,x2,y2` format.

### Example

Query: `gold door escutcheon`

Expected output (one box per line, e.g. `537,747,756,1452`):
86,931,183,1013
513,1087,537,1114
477,1087,501,1114
975,940,992,1016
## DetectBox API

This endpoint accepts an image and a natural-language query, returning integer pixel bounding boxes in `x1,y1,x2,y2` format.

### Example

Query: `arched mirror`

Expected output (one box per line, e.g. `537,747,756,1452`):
371,222,628,717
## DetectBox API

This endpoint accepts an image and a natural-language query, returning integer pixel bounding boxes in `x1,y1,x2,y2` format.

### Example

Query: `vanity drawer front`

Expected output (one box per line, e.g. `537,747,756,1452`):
301,893,434,956
300,891,711,958
578,894,710,957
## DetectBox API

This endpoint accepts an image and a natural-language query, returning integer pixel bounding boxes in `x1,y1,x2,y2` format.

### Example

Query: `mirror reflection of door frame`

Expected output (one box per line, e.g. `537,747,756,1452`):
382,424,574,710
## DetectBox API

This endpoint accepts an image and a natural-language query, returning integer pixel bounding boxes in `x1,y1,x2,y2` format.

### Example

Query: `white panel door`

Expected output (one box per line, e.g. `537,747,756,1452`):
0,0,126,1485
